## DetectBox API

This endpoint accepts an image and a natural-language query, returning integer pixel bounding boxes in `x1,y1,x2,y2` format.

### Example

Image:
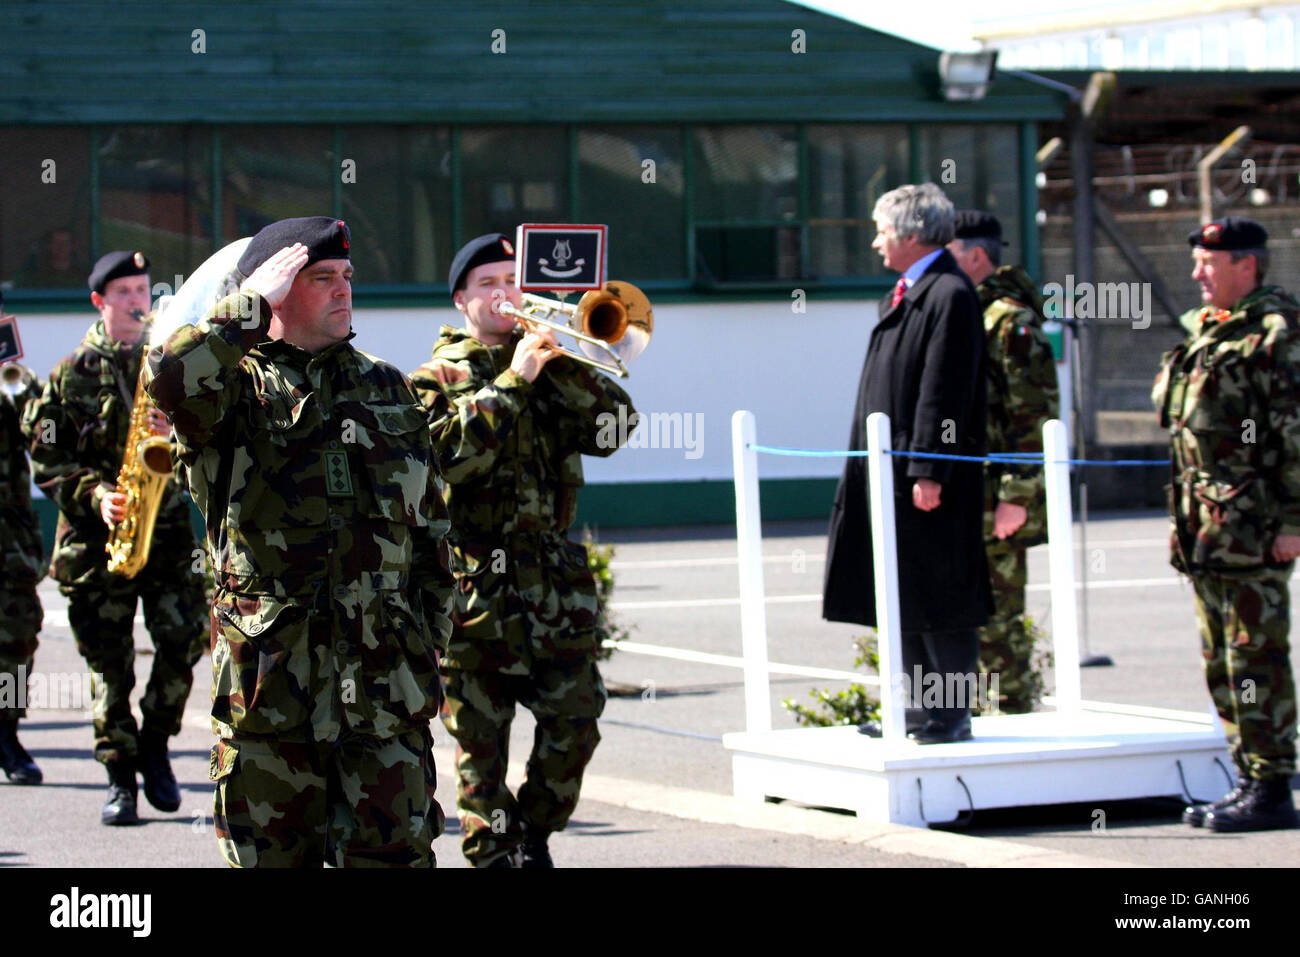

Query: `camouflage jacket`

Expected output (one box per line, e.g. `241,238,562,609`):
979,266,1059,546
23,319,193,586
1153,284,1300,575
410,327,635,672
1,371,45,585
146,292,453,741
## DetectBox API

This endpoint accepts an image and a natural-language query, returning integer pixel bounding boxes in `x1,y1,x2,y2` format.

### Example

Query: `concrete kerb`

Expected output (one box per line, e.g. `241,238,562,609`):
429,743,1137,869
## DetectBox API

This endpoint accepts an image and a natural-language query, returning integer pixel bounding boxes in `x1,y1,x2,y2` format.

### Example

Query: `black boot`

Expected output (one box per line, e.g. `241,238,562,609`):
1183,775,1246,828
1205,778,1298,833
0,718,42,785
101,761,139,826
519,828,554,869
138,732,181,812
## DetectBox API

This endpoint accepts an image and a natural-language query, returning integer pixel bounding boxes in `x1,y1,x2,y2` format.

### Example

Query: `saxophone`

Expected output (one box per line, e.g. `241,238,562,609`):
105,311,175,578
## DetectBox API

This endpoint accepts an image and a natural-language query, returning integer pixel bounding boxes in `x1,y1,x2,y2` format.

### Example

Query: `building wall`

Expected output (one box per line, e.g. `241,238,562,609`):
22,297,881,526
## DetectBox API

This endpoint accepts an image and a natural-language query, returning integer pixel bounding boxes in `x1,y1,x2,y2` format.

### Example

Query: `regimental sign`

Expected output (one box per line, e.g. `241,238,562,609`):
0,315,24,364
515,223,607,293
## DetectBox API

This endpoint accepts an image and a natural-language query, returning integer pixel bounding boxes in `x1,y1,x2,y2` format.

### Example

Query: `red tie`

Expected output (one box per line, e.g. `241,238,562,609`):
891,278,907,308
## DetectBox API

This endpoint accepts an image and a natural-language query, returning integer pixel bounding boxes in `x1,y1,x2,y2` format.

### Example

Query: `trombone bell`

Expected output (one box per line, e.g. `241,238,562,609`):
500,280,653,378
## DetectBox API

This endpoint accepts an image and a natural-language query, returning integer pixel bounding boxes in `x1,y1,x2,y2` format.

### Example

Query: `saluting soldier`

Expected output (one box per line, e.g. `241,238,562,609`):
0,295,46,785
948,210,1059,714
411,233,636,867
147,217,454,867
23,252,206,825
1154,216,1299,832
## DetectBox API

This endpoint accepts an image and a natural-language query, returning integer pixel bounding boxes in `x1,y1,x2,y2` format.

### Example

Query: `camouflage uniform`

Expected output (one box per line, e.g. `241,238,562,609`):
978,266,1059,713
1153,285,1300,782
1,371,44,721
23,320,206,765
147,290,454,868
411,328,633,866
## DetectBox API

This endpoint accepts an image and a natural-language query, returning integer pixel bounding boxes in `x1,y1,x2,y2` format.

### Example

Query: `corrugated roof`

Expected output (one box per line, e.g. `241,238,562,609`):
0,0,1064,124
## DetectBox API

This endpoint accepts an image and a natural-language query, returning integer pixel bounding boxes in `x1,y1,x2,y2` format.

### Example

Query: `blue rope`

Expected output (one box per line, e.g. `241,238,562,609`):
747,443,1169,467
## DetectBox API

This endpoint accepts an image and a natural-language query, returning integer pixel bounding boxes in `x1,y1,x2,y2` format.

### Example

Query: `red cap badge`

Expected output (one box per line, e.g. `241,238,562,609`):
1201,223,1222,244
338,221,348,249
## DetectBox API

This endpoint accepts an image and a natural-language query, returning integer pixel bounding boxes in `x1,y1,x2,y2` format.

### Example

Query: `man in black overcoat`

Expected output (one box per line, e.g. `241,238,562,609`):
823,183,992,744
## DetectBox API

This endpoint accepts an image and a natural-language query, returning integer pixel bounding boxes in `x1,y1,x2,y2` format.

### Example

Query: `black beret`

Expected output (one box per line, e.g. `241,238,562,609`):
1188,216,1268,251
237,216,350,276
88,250,150,293
953,210,1002,243
449,233,515,295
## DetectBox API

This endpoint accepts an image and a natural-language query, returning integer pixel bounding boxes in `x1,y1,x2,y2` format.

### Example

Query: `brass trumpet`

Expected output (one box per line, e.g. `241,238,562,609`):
497,280,652,378
1,361,35,402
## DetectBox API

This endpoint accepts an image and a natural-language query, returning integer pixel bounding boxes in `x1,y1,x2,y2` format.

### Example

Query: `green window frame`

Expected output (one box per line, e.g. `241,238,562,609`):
1,121,1036,309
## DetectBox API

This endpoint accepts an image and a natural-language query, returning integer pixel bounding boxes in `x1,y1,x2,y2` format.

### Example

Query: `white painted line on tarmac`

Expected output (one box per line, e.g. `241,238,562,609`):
611,576,1187,612
612,553,823,569
610,539,1168,570
603,639,874,684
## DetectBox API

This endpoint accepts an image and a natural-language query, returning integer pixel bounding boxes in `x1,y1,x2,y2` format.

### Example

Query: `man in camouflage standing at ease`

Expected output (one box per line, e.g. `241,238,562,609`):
948,211,1059,713
148,217,453,866
0,295,46,786
411,233,635,867
24,252,206,825
1154,216,1299,832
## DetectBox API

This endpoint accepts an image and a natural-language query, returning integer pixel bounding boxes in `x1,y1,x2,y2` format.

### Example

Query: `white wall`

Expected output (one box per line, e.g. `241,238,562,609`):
21,298,881,485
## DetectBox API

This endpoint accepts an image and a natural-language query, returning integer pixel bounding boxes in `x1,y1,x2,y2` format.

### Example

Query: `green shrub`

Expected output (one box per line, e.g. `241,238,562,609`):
782,634,881,727
582,527,630,661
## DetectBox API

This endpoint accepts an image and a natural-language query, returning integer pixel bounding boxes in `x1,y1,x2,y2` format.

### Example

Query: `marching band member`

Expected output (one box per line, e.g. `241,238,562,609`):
25,252,205,825
0,295,46,786
147,218,453,867
411,233,635,867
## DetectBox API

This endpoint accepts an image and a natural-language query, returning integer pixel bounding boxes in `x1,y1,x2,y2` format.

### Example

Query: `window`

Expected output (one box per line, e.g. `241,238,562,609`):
807,125,908,280
692,125,798,283
0,127,92,290
918,125,1022,258
340,126,452,285
578,126,685,281
461,127,567,240
0,120,1027,296
221,126,334,244
98,126,212,291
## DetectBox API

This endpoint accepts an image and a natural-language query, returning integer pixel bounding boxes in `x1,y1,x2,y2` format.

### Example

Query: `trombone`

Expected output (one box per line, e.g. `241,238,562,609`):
497,280,652,378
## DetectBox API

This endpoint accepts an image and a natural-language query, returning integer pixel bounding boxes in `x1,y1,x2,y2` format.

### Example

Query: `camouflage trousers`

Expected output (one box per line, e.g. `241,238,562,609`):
0,582,42,721
209,724,443,868
62,567,206,765
977,539,1035,713
442,656,606,867
1192,569,1298,781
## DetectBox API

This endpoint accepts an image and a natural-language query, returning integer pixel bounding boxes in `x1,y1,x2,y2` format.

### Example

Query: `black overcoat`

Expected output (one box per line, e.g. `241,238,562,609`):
822,249,993,631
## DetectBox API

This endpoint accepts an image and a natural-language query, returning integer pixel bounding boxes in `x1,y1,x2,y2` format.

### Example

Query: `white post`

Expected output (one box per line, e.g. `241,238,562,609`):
732,410,773,733
1043,418,1083,713
866,412,906,740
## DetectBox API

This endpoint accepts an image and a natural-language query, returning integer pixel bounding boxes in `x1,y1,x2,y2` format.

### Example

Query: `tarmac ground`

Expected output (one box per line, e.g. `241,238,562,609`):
1,511,1295,873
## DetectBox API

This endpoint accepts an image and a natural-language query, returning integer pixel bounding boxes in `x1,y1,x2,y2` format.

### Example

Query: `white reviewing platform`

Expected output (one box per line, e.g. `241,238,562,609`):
724,411,1230,827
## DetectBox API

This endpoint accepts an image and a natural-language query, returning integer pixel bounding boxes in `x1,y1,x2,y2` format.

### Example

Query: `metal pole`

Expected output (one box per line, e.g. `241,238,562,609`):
731,410,772,733
1198,126,1251,224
